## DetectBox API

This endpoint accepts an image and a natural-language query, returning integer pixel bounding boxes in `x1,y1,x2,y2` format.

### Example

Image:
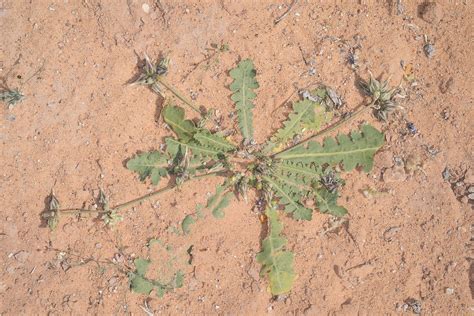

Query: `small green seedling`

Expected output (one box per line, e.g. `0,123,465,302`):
0,88,24,108
44,56,401,295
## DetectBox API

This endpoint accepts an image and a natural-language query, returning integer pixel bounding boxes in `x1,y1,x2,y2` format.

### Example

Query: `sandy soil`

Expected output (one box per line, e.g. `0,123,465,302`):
1,1,473,314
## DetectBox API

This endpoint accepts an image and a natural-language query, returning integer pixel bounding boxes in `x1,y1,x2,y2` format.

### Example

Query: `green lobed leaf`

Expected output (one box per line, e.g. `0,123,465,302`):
229,59,259,140
256,205,296,295
163,105,197,142
134,258,151,276
130,275,154,294
126,151,169,185
314,188,347,217
276,125,384,172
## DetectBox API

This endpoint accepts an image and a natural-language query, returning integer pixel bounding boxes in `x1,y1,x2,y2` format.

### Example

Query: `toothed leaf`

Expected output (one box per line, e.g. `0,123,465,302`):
230,59,259,140
276,125,384,172
314,188,347,217
193,130,236,152
163,105,196,142
126,151,169,185
166,137,222,160
266,99,332,151
263,175,313,221
256,206,295,295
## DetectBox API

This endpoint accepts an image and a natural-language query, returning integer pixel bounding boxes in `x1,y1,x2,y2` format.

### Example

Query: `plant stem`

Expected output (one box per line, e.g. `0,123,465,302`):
157,77,202,115
56,170,226,215
271,100,375,157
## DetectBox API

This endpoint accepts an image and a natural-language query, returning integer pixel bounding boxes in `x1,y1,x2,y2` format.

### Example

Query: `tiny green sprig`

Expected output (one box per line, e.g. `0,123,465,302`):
359,74,402,121
0,88,24,108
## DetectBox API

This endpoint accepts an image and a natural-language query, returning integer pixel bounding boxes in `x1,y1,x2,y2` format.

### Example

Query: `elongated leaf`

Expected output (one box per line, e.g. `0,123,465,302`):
163,105,196,142
313,188,347,217
127,151,169,185
256,206,295,295
193,130,236,152
230,59,259,140
263,175,312,220
276,125,384,172
166,137,222,159
274,160,323,187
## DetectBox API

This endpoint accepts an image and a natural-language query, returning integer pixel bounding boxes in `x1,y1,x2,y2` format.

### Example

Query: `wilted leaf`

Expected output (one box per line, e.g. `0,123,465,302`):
256,206,296,295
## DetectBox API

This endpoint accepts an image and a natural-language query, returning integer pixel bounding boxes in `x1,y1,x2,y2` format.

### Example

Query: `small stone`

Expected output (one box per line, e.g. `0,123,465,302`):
468,186,474,193
404,298,422,314
406,122,417,135
419,2,443,24
14,251,29,263
0,281,8,293
5,114,16,121
383,226,400,242
440,77,454,94
108,277,118,285
95,243,102,249
445,287,454,295
383,167,407,183
442,167,451,181
424,43,435,58
142,3,150,14
468,193,474,200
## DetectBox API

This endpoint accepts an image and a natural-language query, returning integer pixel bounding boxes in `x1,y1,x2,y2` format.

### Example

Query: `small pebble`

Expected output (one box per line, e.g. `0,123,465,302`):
424,43,435,58
406,122,417,135
445,287,454,295
442,167,451,181
142,3,150,14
